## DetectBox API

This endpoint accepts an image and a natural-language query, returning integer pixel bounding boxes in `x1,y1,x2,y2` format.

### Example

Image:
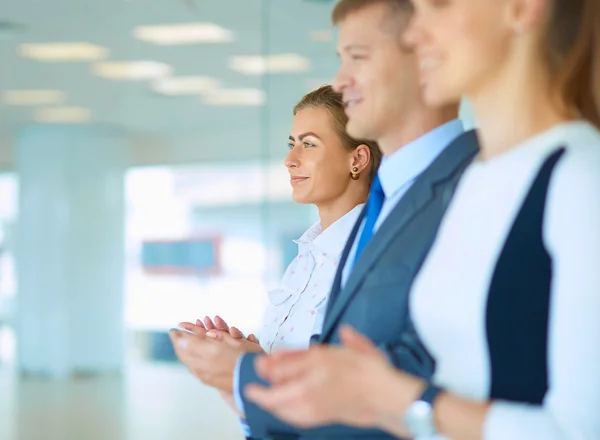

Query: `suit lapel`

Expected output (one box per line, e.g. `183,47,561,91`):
320,176,434,339
324,207,365,315
319,130,479,340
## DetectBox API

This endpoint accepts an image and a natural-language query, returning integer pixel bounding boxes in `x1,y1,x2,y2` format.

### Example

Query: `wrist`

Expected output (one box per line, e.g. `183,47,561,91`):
403,381,444,437
374,370,426,434
215,368,235,393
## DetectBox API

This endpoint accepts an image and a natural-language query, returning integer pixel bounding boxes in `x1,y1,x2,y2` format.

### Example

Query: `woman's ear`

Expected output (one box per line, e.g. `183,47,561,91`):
351,144,371,173
506,0,548,35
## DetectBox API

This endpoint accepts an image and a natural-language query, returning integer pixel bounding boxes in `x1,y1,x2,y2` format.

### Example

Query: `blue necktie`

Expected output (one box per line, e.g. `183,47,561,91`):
354,175,385,264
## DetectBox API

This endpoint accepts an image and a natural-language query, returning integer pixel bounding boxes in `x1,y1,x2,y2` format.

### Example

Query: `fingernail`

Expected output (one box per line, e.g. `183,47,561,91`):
206,331,218,339
196,319,201,325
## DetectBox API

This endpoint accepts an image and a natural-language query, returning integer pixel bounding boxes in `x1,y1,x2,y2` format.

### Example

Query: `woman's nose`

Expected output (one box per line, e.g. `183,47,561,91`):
285,147,300,168
402,14,423,49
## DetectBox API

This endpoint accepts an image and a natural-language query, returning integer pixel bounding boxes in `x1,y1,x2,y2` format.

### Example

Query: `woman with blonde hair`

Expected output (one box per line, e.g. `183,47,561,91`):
179,85,381,351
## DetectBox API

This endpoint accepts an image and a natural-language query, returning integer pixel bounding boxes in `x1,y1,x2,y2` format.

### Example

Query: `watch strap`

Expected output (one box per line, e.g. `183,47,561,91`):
420,382,443,405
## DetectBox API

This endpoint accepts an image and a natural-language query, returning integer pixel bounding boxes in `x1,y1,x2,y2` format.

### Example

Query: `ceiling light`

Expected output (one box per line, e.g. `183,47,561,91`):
34,106,91,123
229,54,310,75
2,89,67,106
92,61,172,80
203,89,265,106
18,42,108,61
133,22,234,45
151,76,221,95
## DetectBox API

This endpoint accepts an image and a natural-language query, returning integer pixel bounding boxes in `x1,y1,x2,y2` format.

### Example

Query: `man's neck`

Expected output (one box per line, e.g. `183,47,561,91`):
378,106,458,157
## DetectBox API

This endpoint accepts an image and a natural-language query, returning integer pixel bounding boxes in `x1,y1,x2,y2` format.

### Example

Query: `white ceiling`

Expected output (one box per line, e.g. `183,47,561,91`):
0,0,340,167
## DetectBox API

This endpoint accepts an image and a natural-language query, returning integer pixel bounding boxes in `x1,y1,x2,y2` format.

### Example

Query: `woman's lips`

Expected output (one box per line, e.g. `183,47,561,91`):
290,176,309,185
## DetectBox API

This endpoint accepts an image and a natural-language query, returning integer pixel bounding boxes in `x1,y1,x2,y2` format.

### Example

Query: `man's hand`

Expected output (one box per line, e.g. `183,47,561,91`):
169,327,264,393
244,326,425,434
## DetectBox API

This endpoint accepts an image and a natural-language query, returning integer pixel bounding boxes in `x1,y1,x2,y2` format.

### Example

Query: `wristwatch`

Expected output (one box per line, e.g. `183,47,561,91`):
403,382,442,437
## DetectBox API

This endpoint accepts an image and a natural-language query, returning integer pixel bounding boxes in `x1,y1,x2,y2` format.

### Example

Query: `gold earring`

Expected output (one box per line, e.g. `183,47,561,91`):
351,166,360,180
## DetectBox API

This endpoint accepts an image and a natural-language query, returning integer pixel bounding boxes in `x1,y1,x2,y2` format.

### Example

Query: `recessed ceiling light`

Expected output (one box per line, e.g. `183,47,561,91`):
133,22,234,45
151,76,221,95
92,61,172,80
34,106,91,123
203,89,265,106
18,42,108,61
229,54,311,75
2,89,67,106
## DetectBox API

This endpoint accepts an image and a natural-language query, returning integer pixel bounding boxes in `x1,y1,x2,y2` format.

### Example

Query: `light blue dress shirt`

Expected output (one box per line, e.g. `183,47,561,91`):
342,119,465,285
234,119,465,436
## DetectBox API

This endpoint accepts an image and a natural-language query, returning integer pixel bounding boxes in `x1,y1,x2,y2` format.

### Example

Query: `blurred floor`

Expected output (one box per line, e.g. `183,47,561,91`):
0,361,244,440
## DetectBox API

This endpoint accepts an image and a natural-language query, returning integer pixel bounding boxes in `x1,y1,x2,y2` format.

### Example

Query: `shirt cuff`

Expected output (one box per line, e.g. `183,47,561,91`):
239,418,251,437
234,353,251,436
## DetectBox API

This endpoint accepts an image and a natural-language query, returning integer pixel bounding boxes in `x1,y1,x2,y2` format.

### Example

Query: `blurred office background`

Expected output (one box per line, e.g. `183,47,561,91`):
0,0,476,438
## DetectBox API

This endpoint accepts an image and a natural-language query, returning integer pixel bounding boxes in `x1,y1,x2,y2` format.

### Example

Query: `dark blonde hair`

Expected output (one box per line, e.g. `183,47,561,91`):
547,0,600,127
294,85,382,184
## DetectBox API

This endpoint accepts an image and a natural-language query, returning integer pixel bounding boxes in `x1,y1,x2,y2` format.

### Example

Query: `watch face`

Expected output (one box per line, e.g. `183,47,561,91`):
405,400,437,437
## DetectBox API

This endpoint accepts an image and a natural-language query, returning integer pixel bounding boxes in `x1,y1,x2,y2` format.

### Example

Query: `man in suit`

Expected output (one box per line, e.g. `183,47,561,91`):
235,1,478,438
170,0,478,438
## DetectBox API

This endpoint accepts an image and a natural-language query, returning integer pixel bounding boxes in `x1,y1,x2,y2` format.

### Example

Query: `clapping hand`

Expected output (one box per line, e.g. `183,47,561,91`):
244,325,424,434
179,315,260,345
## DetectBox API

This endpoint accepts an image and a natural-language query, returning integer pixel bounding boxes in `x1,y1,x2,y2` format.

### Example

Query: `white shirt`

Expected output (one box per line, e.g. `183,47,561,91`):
411,121,600,439
258,204,363,353
342,119,465,285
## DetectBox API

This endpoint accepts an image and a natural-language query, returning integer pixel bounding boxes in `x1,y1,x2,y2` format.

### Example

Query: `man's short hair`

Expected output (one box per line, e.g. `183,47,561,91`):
331,0,413,26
